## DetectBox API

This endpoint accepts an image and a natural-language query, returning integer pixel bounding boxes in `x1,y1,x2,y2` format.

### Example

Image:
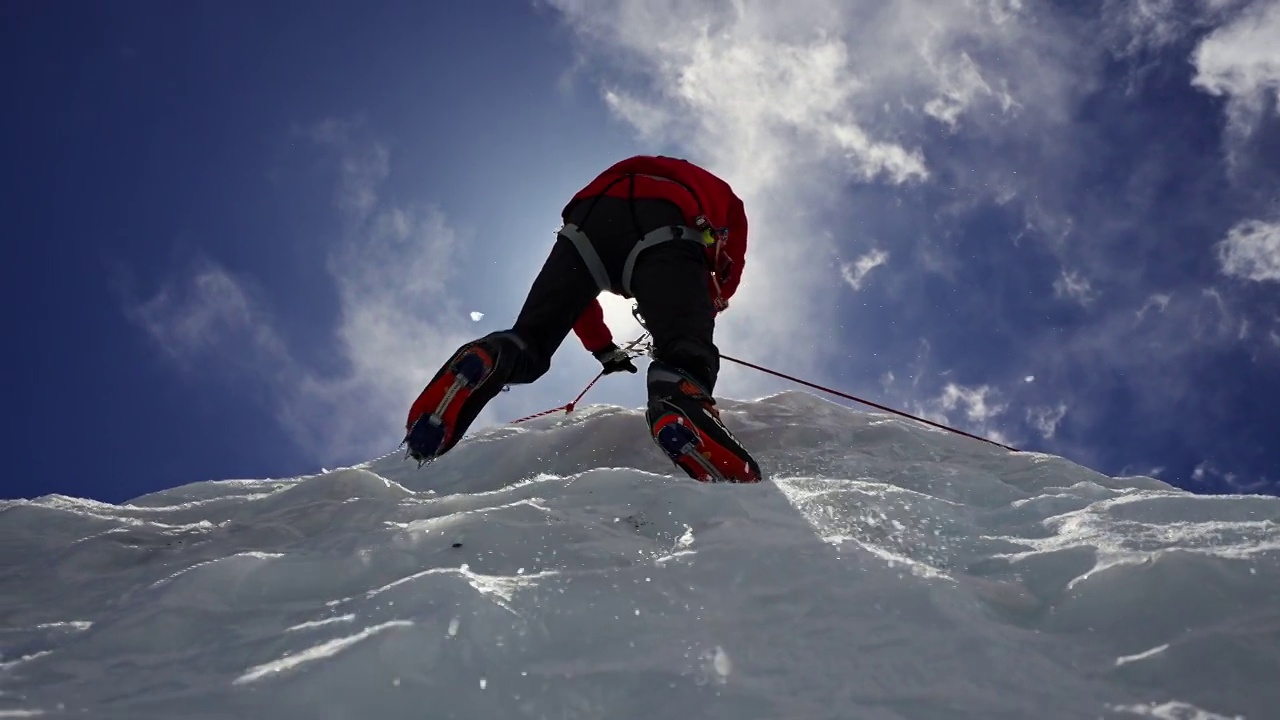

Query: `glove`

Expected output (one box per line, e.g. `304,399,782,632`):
592,344,638,375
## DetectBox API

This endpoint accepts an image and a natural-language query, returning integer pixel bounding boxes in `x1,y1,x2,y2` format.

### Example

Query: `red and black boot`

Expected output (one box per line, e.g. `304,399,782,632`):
404,334,516,465
645,363,762,483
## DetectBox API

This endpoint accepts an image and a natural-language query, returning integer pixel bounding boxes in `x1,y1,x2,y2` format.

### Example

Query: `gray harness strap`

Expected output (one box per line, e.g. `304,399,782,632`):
559,223,612,293
620,225,701,297
560,222,702,297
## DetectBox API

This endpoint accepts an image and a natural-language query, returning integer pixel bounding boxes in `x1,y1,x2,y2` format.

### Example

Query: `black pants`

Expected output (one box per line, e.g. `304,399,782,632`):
506,195,720,392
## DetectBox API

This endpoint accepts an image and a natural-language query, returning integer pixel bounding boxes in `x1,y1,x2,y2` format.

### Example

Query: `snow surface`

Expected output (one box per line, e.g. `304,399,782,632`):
2,390,1278,719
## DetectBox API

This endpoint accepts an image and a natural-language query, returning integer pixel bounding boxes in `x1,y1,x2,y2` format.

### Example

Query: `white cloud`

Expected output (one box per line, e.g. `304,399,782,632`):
1183,287,1248,344
918,382,1008,425
280,128,477,460
1104,0,1188,53
1053,269,1098,306
1192,0,1280,156
1189,458,1264,491
880,370,896,391
1216,218,1280,282
1026,403,1068,440
601,90,672,143
304,118,390,220
924,51,1018,129
1101,0,1244,57
620,32,929,188
128,121,476,463
939,382,1007,423
839,249,889,291
911,381,1012,446
1192,461,1209,481
1098,0,1279,189
125,259,290,378
1135,292,1172,322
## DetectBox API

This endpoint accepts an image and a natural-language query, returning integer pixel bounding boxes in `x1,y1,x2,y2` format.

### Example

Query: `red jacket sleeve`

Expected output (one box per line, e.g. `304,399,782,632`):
572,299,613,352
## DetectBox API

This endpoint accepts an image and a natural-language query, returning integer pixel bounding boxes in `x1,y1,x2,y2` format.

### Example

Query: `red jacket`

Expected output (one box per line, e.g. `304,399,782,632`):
563,155,749,352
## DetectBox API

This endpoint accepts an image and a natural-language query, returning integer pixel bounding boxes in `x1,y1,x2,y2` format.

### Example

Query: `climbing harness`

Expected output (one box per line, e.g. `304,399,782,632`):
559,171,731,309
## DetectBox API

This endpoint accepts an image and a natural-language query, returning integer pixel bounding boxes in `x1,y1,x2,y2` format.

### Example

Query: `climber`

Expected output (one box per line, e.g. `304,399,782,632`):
403,155,761,483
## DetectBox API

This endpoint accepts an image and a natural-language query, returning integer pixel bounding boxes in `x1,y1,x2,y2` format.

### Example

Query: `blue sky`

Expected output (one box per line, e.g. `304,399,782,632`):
5,0,1279,502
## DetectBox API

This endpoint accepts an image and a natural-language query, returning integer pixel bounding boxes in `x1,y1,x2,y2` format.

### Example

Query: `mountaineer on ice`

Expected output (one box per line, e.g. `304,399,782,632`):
405,155,761,483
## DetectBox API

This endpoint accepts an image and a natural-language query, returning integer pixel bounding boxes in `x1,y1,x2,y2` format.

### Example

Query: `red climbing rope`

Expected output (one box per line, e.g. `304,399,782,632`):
509,371,604,424
718,353,1018,452
508,332,650,425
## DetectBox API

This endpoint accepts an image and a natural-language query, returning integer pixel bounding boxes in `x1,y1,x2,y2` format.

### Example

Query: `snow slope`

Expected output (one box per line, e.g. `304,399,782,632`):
2,391,1278,719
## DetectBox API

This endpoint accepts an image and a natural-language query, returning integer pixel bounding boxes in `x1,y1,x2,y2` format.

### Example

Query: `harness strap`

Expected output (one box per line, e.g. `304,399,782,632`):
620,224,702,297
560,222,702,297
559,223,612,293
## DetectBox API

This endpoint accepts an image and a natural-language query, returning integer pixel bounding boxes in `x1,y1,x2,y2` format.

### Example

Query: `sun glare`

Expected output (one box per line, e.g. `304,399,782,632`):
598,293,647,342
